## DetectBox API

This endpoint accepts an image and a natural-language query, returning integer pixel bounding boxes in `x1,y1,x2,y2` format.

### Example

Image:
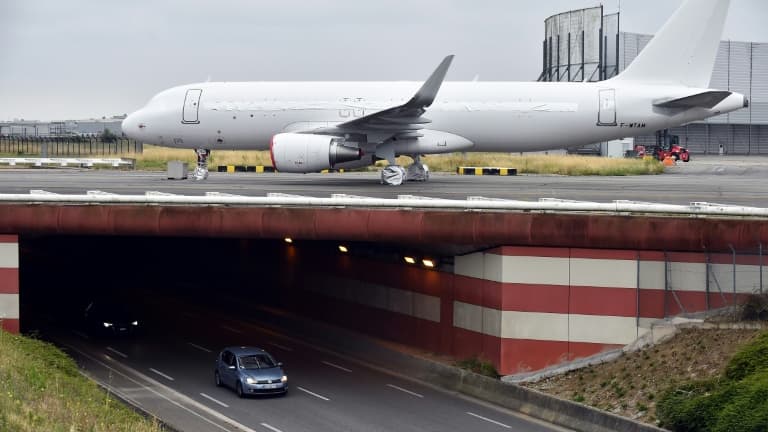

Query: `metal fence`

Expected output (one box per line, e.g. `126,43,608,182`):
645,246,766,320
0,136,142,156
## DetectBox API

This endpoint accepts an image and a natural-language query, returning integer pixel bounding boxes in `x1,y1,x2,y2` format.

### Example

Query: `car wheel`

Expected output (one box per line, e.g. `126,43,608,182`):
236,381,244,398
214,371,221,387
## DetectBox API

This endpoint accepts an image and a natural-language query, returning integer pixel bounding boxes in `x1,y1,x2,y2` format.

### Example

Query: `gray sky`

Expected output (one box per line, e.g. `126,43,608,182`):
1,0,766,121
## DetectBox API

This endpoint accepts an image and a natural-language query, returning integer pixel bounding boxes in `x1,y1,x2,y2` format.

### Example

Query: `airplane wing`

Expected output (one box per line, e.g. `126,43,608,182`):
654,90,732,109
309,55,454,143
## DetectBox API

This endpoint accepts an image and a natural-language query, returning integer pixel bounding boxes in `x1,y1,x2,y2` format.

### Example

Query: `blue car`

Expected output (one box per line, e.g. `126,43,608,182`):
214,346,288,397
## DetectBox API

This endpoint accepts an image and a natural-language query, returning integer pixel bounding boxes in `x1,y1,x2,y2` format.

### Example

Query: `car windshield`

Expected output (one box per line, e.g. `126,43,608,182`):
239,354,276,369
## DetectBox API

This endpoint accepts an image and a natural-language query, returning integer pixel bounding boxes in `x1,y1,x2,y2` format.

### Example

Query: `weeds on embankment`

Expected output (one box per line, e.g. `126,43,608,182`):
0,329,164,432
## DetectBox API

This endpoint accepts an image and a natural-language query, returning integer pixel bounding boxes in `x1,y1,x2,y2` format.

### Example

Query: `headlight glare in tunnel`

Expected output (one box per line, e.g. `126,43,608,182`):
246,377,257,384
103,322,113,328
281,375,288,383
131,321,139,326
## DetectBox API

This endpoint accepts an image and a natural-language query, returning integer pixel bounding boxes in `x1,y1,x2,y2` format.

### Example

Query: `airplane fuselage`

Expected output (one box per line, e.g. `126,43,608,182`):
123,80,746,154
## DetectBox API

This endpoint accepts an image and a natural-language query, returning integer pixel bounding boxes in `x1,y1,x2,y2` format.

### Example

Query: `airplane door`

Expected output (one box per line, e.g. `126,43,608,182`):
597,89,617,126
182,89,202,124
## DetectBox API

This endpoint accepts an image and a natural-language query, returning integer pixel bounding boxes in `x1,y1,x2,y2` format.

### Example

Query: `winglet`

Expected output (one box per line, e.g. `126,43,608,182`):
406,55,454,108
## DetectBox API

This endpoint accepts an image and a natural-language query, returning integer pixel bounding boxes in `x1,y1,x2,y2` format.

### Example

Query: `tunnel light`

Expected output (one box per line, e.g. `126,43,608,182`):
284,237,293,244
422,259,436,268
338,245,349,253
404,256,416,264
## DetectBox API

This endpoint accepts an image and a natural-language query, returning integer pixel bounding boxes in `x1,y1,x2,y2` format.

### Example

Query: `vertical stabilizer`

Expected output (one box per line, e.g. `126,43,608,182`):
615,0,730,88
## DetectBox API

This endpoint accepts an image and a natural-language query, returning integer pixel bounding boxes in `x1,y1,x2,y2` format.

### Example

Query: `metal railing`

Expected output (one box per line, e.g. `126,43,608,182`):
0,136,142,156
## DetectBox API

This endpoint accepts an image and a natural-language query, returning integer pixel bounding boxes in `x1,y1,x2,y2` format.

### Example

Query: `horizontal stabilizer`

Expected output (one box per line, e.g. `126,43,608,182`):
654,91,732,109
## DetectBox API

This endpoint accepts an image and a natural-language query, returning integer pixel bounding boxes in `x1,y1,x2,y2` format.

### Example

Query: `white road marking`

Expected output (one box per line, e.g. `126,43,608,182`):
188,342,213,353
386,384,424,398
106,346,128,358
149,368,175,381
322,360,352,373
200,392,230,408
71,330,89,339
260,423,283,432
267,342,293,352
466,412,512,429
220,325,243,334
64,344,241,432
297,386,330,401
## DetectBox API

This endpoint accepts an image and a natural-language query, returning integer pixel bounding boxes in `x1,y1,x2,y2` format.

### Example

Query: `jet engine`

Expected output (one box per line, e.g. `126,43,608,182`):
270,133,363,173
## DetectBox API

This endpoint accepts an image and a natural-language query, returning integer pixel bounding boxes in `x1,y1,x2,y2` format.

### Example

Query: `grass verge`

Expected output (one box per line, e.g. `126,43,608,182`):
120,147,664,175
0,329,164,432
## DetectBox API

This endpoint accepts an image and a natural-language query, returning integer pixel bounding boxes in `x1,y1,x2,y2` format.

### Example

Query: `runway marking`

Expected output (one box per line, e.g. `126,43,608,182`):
297,386,330,401
188,342,213,353
322,360,352,373
267,342,293,352
200,392,229,408
220,325,243,334
466,412,511,429
150,368,175,381
106,346,128,358
260,423,283,432
386,384,424,398
71,330,89,339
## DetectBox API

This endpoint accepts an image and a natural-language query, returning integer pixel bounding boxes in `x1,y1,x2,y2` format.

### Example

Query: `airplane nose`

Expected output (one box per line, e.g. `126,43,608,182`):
121,112,140,139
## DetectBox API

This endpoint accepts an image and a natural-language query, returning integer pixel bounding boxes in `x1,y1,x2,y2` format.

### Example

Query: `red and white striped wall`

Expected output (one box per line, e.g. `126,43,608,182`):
0,235,19,334
454,247,765,374
277,244,763,376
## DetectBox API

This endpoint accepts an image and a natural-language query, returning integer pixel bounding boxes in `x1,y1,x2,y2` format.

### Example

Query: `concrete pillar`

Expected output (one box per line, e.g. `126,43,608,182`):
0,235,19,333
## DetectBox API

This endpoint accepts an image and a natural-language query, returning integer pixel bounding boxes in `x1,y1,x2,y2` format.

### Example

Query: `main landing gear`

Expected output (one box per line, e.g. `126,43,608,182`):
194,148,210,180
380,155,430,186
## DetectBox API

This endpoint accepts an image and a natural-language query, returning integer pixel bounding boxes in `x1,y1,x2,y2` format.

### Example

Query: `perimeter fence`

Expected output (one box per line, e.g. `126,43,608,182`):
0,136,142,156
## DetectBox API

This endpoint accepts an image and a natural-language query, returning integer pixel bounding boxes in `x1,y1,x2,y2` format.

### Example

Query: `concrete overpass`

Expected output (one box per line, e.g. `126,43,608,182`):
2,192,766,375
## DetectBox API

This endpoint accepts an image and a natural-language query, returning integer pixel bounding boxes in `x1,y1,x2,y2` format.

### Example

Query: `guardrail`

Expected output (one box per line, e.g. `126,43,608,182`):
0,158,135,168
0,191,767,218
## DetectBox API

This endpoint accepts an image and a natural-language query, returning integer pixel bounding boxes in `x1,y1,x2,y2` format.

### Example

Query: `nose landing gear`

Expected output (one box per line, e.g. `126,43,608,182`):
194,148,210,180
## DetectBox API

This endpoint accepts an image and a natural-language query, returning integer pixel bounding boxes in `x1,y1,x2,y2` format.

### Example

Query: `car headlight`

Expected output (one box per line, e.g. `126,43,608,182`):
103,322,113,328
281,375,288,383
131,321,139,326
246,377,257,384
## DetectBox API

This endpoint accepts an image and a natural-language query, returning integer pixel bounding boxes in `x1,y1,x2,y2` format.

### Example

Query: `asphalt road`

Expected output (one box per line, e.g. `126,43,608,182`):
38,294,568,432
1,155,768,206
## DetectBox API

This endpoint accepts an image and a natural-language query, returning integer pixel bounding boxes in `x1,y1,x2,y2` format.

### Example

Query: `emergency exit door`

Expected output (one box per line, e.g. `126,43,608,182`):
182,89,202,124
597,89,617,126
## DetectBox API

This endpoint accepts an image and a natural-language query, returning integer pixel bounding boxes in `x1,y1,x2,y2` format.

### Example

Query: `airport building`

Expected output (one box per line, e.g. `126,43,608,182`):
540,6,768,155
0,117,124,137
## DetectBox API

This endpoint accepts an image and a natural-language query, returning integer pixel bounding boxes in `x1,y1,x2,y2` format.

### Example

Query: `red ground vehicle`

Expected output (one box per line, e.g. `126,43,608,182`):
633,130,691,162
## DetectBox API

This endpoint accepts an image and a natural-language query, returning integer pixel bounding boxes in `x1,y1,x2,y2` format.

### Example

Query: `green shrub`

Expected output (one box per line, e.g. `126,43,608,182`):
657,330,768,432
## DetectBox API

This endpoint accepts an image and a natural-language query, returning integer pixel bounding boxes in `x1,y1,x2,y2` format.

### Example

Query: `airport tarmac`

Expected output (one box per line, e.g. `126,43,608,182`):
0,155,767,206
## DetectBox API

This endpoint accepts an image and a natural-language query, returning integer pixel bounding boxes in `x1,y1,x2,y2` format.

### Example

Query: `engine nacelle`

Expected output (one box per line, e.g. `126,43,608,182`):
270,133,363,173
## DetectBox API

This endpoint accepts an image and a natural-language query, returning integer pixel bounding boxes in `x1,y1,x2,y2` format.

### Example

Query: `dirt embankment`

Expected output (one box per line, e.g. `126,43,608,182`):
524,328,762,425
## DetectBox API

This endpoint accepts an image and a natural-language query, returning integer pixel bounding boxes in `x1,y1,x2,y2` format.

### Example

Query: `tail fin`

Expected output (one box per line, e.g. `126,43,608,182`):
615,0,730,88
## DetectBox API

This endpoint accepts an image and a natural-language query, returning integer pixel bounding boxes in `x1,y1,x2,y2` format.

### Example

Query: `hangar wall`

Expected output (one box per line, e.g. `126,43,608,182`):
0,235,19,333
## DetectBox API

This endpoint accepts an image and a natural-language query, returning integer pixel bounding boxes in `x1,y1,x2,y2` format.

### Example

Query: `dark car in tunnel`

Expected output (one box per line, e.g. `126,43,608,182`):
83,298,141,336
215,346,288,397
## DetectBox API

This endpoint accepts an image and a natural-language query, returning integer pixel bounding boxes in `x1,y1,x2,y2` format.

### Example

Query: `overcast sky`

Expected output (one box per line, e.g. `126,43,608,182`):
1,0,766,121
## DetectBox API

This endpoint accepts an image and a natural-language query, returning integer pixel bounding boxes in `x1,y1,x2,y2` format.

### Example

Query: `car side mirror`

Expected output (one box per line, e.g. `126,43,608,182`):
277,362,284,367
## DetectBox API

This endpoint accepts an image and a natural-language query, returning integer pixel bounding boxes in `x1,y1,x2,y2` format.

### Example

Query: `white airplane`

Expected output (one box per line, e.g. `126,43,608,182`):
122,0,746,185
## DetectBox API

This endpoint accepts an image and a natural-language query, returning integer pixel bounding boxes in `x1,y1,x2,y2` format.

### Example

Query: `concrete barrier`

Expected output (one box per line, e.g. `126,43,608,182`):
456,166,517,175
